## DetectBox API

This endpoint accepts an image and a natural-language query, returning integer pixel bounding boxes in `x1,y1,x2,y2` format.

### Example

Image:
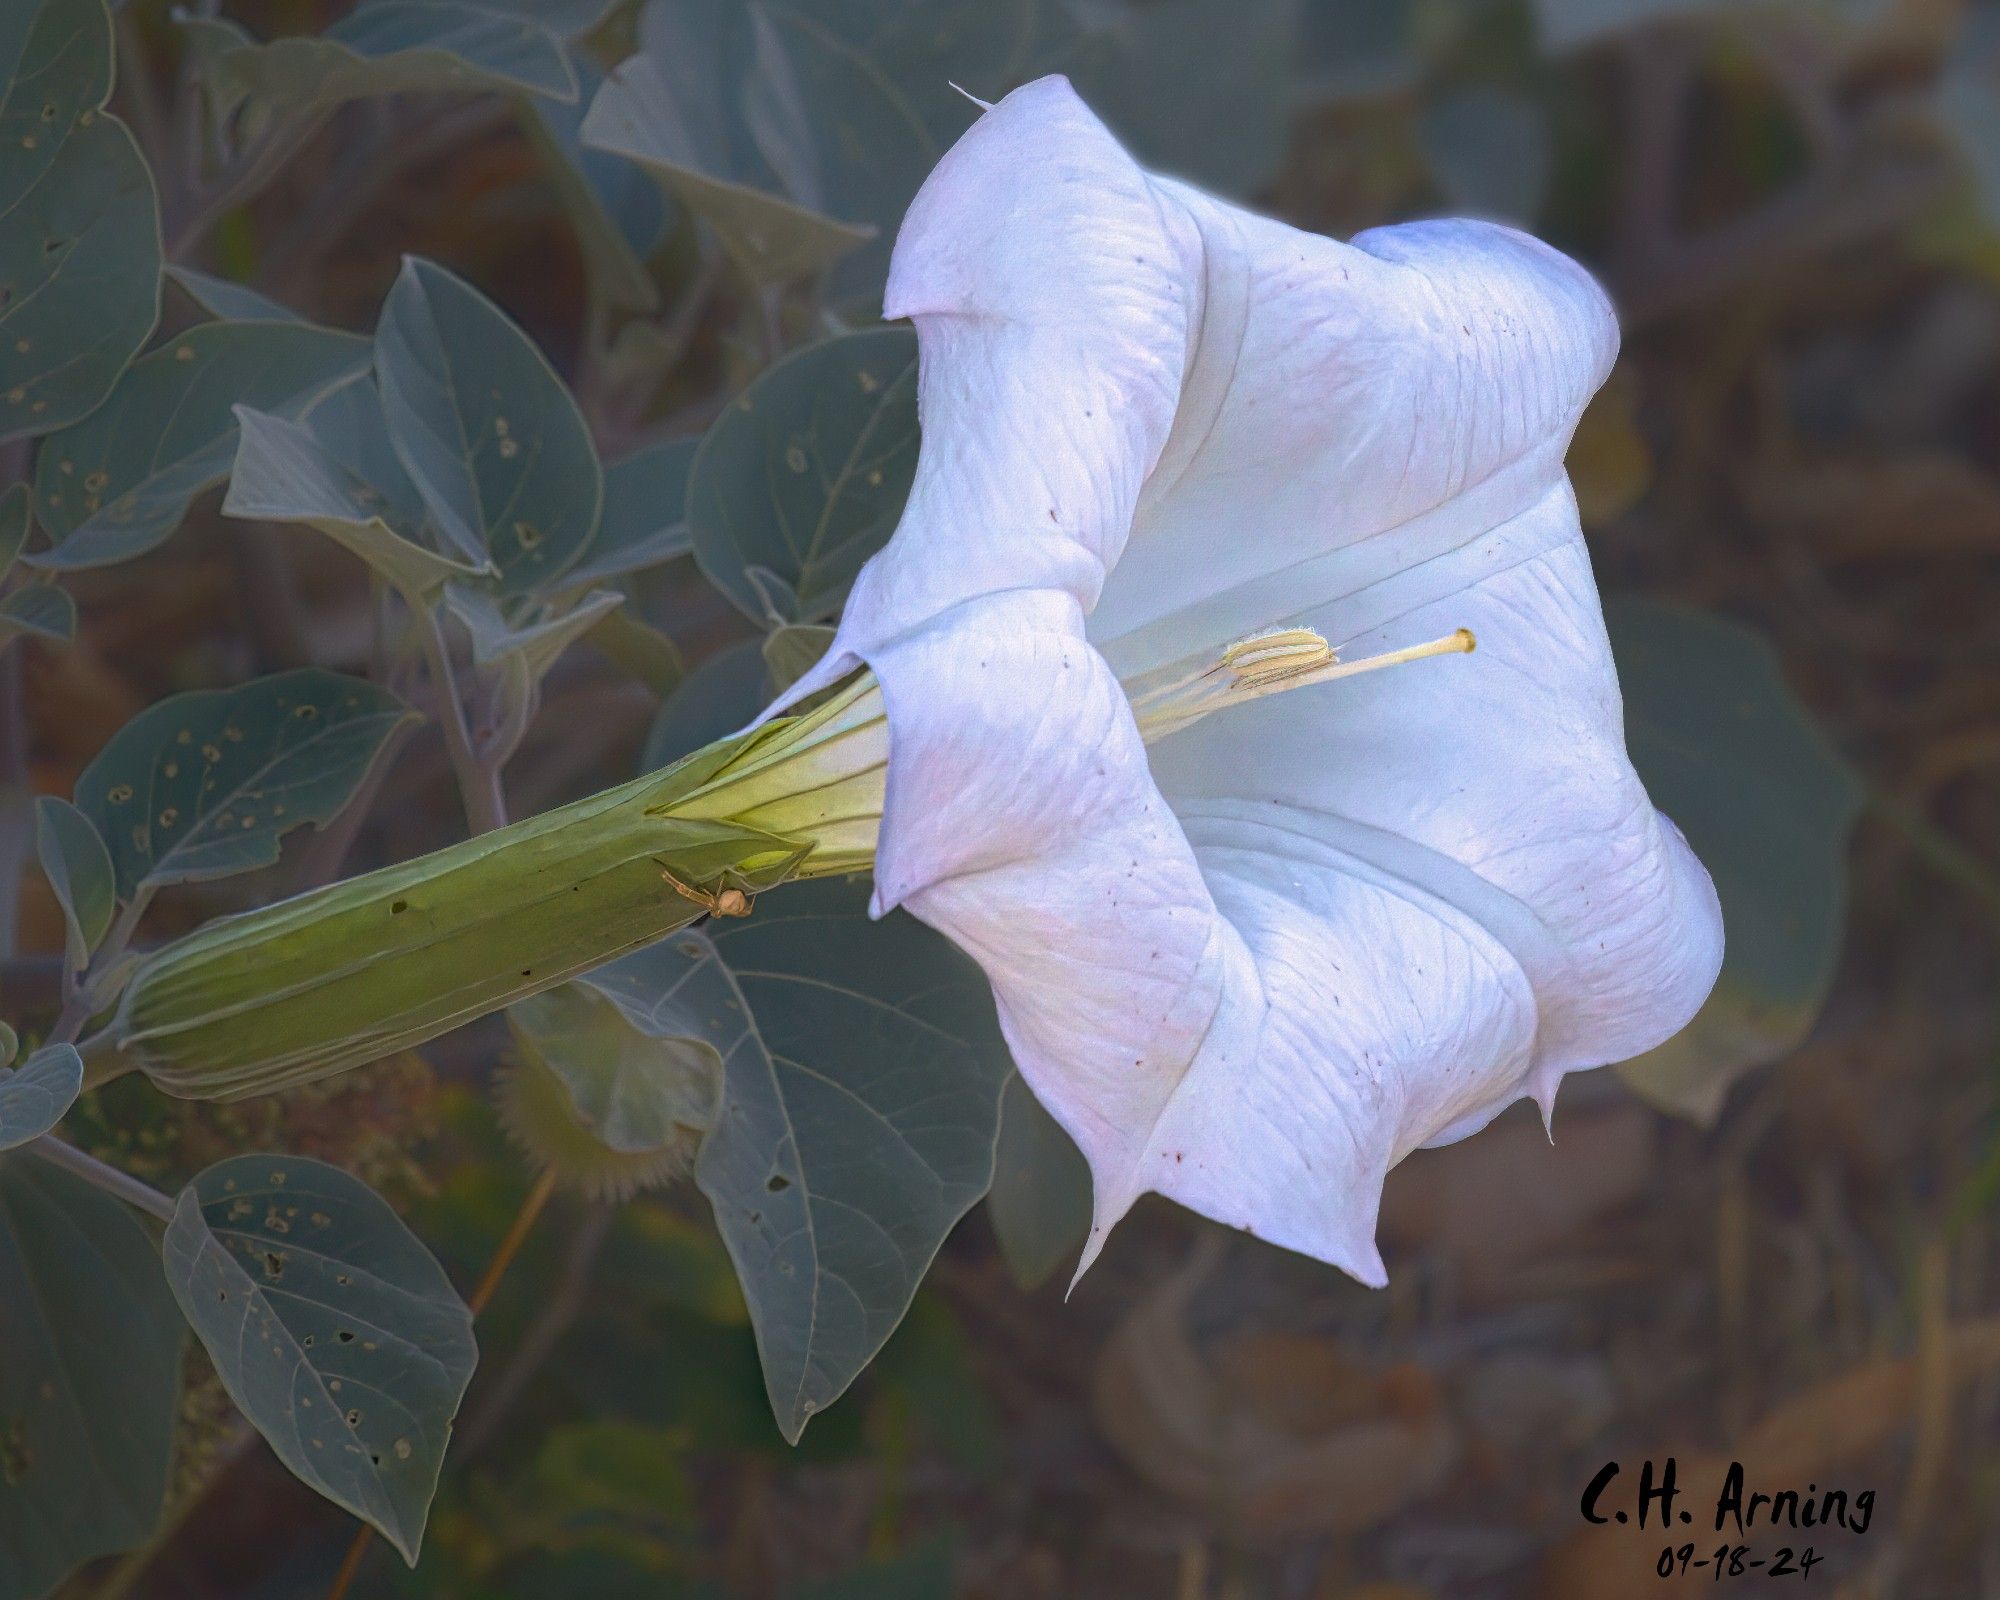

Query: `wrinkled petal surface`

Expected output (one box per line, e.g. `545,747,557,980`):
774,76,1722,1281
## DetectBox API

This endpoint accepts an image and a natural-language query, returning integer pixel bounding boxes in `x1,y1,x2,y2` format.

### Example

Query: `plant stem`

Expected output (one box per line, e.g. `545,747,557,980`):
413,601,506,835
469,1165,559,1314
50,887,154,1043
25,1137,176,1224
170,109,334,260
77,1026,133,1091
323,1165,561,1600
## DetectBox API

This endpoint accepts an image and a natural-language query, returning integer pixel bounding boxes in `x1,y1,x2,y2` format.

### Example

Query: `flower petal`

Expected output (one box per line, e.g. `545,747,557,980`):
1147,499,1725,1100
1095,191,1620,663
862,589,1224,1208
768,77,1721,1282
773,74,1189,710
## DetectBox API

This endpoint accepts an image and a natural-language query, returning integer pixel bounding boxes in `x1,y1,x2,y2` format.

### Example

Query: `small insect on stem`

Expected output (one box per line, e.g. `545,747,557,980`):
657,864,754,919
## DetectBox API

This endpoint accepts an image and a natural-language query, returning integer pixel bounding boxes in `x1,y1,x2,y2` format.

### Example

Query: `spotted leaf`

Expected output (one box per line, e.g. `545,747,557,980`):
74,670,414,900
375,258,602,596
688,327,918,626
161,1155,476,1565
0,0,161,445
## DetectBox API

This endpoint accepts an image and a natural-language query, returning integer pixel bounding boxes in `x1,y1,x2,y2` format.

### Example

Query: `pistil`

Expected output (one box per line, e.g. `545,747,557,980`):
1128,626,1476,742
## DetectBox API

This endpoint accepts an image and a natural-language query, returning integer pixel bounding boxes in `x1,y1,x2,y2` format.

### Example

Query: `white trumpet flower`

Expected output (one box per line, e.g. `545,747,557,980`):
767,76,1724,1284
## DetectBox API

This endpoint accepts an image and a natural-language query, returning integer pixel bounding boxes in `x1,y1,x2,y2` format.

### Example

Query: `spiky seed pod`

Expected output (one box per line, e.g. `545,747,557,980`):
494,1052,698,1203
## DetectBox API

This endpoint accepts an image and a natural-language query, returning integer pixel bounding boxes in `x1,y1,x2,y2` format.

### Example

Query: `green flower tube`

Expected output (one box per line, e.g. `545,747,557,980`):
107,675,890,1101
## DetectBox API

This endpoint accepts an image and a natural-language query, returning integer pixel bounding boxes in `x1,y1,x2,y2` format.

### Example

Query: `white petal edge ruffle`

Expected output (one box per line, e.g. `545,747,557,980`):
769,76,1723,1283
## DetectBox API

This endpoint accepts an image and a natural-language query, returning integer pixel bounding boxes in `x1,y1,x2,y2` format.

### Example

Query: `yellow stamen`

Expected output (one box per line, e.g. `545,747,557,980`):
1129,626,1475,742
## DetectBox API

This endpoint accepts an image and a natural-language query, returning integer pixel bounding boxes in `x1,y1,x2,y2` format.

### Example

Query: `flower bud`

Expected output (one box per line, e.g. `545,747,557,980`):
109,689,889,1102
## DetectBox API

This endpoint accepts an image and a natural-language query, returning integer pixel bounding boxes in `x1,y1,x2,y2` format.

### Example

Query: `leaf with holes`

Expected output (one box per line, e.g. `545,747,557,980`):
376,258,603,596
598,878,1009,1440
0,1043,82,1147
225,398,494,601
0,1156,183,1599
1609,600,1866,1124
559,436,696,591
161,1155,477,1564
74,669,415,901
689,328,918,626
0,584,73,644
34,795,111,971
29,322,370,569
0,0,161,446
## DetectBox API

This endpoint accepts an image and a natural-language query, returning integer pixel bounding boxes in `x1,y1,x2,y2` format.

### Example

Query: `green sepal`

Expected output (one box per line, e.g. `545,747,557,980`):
113,740,813,1101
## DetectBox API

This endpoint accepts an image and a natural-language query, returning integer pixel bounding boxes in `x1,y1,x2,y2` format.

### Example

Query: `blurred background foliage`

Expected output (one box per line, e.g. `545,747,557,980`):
1,0,1999,1595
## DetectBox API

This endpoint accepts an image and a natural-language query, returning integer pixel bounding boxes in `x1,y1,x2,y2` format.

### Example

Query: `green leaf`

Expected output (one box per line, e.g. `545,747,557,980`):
1608,600,1865,1124
0,585,73,645
375,257,603,595
0,0,162,446
641,639,770,771
34,795,112,971
0,1023,14,1068
203,0,616,119
579,0,882,285
0,1155,183,1599
29,322,370,569
985,1073,1091,1292
509,980,720,1154
522,56,670,313
74,669,415,900
0,484,27,578
599,879,1008,1440
164,263,307,324
689,328,918,626
161,1154,477,1565
443,583,624,681
760,624,834,694
225,399,494,601
0,1044,82,1147
1420,85,1554,224
560,437,696,591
